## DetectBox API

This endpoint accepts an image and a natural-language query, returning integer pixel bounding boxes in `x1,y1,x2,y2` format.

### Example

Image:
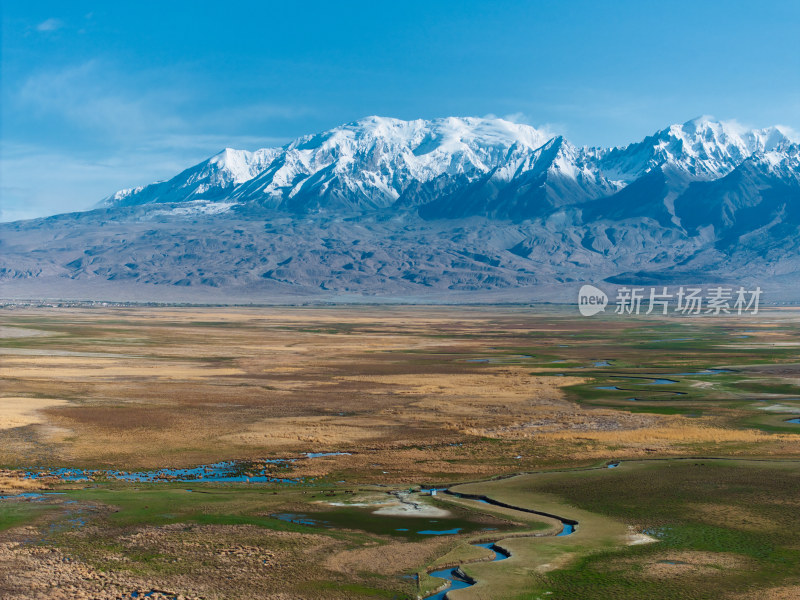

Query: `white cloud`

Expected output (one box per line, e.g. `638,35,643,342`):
18,61,187,140
481,111,566,140
4,60,311,220
36,18,64,32
500,111,530,125
0,129,293,223
3,60,305,221
17,61,307,145
775,125,800,144
0,142,184,221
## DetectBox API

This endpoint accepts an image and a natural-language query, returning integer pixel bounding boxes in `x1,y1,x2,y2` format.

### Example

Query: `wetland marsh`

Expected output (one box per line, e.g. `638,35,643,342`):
1,305,800,599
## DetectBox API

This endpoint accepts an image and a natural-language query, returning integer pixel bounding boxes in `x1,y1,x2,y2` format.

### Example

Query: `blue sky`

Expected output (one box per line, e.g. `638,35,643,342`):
2,1,799,221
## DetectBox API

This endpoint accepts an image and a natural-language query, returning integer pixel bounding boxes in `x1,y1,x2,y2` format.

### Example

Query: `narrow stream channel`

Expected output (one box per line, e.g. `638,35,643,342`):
423,490,578,598
426,542,511,600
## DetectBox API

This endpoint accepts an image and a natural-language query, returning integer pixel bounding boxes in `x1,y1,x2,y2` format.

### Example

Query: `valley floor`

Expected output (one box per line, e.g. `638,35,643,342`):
1,305,799,598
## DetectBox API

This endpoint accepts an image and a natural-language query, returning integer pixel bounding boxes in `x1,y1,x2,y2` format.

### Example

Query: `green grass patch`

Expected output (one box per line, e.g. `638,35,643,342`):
512,461,800,599
0,501,56,531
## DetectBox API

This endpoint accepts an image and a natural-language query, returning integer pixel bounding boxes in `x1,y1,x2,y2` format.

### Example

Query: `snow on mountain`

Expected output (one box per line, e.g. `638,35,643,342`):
674,142,800,237
417,136,622,220
5,115,799,302
598,116,796,184
99,147,280,208
756,142,800,180
98,115,796,223
229,116,555,212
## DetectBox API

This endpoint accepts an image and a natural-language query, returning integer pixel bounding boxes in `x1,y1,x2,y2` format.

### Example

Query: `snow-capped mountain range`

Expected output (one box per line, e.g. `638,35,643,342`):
99,115,796,216
3,116,800,302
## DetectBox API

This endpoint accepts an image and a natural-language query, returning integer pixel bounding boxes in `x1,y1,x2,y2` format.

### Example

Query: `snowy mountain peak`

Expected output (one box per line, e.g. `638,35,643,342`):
99,115,798,221
597,117,796,184
8,115,800,301
226,116,558,212
205,147,280,185
750,142,800,179
668,116,793,155
99,146,280,208
284,115,554,158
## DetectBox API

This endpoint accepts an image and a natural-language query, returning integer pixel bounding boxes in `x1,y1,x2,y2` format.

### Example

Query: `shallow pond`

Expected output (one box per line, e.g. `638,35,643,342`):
270,506,510,540
672,368,732,376
0,492,65,502
418,527,462,535
21,452,349,484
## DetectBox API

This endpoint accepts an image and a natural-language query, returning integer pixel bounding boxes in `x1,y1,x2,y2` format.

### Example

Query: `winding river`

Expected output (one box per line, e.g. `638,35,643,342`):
422,490,578,599
426,542,511,600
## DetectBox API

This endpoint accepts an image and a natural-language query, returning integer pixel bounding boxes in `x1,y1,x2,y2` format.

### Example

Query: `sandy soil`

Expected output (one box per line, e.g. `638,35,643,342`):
0,327,54,338
370,492,452,517
625,526,659,545
0,397,70,430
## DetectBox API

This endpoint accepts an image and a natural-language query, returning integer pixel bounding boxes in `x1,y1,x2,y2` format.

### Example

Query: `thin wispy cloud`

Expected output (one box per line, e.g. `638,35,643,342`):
17,61,308,147
35,18,64,32
480,112,565,141
3,60,305,221
4,2,797,223
144,133,292,153
1,142,211,222
776,125,800,143
18,61,187,140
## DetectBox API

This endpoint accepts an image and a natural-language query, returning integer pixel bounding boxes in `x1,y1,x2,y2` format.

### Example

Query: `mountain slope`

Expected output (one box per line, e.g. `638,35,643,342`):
2,115,799,303
228,116,553,213
99,147,280,208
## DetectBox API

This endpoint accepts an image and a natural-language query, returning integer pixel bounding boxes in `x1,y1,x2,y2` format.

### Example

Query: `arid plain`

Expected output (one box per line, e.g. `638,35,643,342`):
1,306,799,599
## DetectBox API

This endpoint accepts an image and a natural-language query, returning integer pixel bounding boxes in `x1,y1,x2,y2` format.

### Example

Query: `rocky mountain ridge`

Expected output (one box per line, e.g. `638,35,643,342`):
2,115,799,303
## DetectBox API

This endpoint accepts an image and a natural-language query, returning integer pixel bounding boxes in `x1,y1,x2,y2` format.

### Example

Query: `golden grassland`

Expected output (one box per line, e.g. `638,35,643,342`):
2,305,799,479
2,306,800,599
0,397,70,430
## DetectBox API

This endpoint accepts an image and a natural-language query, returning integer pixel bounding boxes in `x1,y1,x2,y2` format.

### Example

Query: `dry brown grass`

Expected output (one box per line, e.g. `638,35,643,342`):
1,306,796,476
324,538,451,575
729,585,800,600
0,471,47,493
542,422,779,444
614,550,752,580
0,522,361,600
0,397,70,430
688,503,779,532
